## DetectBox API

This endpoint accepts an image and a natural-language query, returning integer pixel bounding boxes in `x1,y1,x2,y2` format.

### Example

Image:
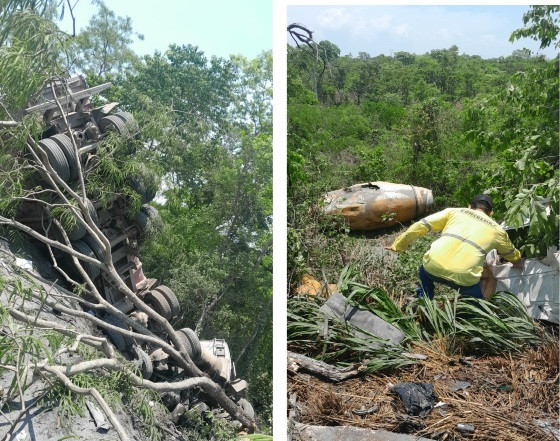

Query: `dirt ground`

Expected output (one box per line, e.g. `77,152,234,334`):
288,340,559,441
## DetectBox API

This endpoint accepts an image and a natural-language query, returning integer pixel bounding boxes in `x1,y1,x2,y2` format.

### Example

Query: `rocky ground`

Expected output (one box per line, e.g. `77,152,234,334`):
0,237,148,441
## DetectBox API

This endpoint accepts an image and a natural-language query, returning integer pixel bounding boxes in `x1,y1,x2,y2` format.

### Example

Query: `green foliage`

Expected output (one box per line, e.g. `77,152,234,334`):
126,389,165,441
462,57,558,256
0,7,69,115
288,265,549,373
70,0,142,78
182,409,238,441
510,5,560,49
287,294,416,373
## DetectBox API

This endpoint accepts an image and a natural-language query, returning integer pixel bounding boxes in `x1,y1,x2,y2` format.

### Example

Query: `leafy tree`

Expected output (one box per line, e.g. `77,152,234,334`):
510,5,560,50
71,0,143,79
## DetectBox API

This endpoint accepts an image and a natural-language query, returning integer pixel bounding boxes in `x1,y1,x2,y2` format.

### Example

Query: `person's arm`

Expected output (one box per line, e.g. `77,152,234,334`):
495,230,522,264
389,209,451,252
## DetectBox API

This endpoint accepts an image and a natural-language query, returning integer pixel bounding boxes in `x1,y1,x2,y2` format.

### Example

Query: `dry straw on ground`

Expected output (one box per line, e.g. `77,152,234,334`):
288,340,559,441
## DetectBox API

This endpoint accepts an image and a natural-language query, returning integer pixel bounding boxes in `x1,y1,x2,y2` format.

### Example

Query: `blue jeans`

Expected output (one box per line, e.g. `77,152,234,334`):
416,265,483,300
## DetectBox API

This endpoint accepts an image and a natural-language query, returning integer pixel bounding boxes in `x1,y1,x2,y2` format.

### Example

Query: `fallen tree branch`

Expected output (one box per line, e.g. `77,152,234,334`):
287,351,364,382
44,366,129,441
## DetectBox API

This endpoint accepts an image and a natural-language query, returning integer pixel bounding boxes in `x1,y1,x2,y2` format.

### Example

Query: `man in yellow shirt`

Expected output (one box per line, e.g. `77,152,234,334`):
388,194,525,299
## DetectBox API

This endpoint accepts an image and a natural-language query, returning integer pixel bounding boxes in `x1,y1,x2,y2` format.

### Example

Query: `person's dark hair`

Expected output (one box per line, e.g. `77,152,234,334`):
469,194,493,214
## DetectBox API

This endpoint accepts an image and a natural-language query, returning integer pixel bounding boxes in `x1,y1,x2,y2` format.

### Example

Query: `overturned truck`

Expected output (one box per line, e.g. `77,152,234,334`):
7,76,254,429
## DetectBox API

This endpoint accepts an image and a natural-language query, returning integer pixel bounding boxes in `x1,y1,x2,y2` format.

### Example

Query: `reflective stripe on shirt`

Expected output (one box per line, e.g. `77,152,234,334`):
441,233,487,255
420,218,431,232
501,247,516,256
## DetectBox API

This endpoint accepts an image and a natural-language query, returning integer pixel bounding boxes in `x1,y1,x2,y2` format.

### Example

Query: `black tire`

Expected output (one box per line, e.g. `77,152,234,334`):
66,198,98,241
66,212,87,241
71,240,100,279
134,210,149,234
113,111,138,134
85,198,100,226
38,138,70,182
174,329,194,360
177,327,201,361
141,204,163,232
98,114,129,136
238,398,255,419
144,290,173,320
133,346,153,380
154,285,180,318
131,179,156,204
50,133,79,181
101,314,130,352
82,233,105,262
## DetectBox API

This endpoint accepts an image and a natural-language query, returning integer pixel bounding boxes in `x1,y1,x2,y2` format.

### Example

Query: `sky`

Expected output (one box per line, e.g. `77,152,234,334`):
287,5,558,59
59,0,272,59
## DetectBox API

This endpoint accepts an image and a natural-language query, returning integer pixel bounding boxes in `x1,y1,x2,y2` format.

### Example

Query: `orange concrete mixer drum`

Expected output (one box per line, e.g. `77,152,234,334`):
321,181,433,230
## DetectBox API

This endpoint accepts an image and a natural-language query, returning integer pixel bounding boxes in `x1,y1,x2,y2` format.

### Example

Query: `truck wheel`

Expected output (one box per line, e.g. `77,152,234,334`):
133,346,153,379
134,210,149,234
38,138,70,182
141,205,163,232
65,198,98,241
82,233,105,262
177,327,201,361
174,329,194,360
101,314,130,352
113,111,138,135
71,240,100,279
65,213,87,241
154,285,180,318
238,398,255,419
83,197,100,226
50,133,79,181
98,114,129,136
144,290,173,320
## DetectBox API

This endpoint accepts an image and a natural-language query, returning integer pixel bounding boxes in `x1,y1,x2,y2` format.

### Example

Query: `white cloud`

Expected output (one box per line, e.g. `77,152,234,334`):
370,14,393,32
438,28,452,40
317,8,352,29
480,33,500,44
394,23,409,37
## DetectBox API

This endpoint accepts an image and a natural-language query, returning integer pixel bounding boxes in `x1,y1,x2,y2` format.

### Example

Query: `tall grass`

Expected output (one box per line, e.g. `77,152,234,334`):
287,295,416,374
288,268,550,372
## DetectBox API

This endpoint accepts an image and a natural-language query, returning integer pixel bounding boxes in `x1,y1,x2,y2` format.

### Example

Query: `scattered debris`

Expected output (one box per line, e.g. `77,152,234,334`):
295,274,323,296
291,423,433,441
319,293,406,345
86,400,110,431
14,257,33,270
401,352,428,360
533,419,560,441
289,339,559,441
391,382,436,417
321,181,433,230
433,401,448,416
352,405,379,416
295,274,337,297
482,247,560,323
288,351,363,382
451,380,472,392
456,423,475,433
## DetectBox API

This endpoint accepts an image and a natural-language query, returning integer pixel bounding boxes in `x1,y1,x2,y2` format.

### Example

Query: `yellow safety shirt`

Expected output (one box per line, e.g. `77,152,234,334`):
390,208,521,286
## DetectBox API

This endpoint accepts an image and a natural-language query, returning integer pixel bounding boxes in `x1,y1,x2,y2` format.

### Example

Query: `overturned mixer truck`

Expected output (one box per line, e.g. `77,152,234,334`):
8,76,253,424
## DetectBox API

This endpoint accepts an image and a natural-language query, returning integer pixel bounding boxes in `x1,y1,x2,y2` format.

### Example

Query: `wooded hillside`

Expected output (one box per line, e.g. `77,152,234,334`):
287,7,559,441
0,0,272,438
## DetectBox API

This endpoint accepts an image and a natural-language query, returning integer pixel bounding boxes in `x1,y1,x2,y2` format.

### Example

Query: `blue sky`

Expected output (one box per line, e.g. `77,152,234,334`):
287,5,558,59
59,0,272,59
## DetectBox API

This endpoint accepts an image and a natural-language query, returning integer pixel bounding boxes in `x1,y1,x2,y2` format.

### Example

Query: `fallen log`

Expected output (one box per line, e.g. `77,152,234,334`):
288,351,363,382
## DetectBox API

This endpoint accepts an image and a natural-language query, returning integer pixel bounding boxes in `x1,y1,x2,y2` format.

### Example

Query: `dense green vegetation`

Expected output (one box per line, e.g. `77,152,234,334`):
288,6,559,299
0,0,272,434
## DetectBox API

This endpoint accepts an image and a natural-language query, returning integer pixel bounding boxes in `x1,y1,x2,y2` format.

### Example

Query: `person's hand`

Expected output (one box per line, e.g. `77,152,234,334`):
511,257,525,269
